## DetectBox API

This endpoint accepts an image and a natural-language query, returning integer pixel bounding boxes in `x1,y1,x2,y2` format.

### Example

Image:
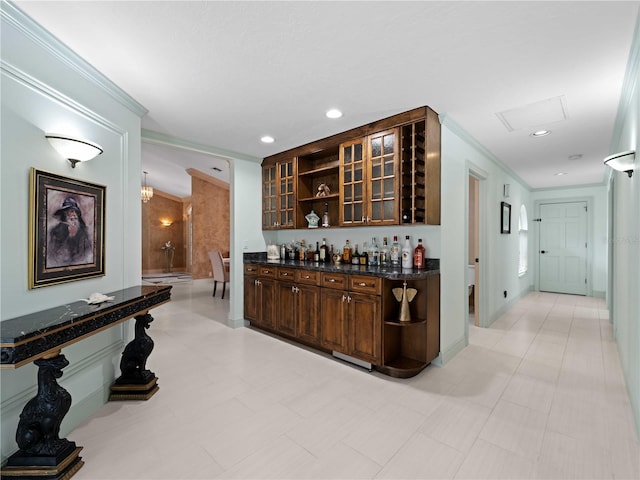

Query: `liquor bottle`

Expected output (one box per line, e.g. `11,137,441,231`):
360,241,369,266
380,237,390,266
390,235,401,266
299,239,306,261
314,241,320,262
352,244,361,265
368,237,379,266
320,238,329,262
343,240,352,263
322,203,330,227
414,238,425,269
401,235,413,269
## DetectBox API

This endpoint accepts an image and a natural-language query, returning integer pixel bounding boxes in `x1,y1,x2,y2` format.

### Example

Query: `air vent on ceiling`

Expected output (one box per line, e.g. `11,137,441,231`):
496,95,568,132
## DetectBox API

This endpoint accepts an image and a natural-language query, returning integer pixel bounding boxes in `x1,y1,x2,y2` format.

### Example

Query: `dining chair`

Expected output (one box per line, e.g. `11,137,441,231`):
208,250,229,299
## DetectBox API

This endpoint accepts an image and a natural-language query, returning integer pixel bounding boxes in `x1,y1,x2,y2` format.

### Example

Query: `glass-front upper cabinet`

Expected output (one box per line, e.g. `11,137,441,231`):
340,138,366,226
262,164,277,229
262,160,295,229
367,129,399,225
339,129,398,226
278,160,295,228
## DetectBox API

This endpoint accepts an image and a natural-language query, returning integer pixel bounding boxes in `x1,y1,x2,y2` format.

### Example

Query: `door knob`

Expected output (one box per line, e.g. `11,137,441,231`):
541,250,547,254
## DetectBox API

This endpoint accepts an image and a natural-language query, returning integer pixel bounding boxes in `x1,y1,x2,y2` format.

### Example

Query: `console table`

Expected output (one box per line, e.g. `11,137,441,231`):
0,285,171,480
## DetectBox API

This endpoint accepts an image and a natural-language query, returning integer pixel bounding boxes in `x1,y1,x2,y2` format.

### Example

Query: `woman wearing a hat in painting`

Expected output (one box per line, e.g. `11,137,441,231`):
47,196,91,268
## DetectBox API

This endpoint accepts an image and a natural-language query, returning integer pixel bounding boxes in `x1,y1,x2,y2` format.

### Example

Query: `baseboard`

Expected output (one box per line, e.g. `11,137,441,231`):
432,334,467,367
229,317,249,328
592,290,606,299
487,285,533,327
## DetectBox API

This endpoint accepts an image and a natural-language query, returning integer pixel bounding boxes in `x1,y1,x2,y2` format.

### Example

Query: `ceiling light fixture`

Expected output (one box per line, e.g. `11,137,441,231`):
326,109,343,119
604,150,635,178
531,130,551,137
45,133,103,168
261,136,275,144
568,154,583,160
554,172,568,176
141,171,154,203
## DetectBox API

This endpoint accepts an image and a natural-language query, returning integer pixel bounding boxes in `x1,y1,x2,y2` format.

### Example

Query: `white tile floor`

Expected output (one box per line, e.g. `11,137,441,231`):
69,280,639,479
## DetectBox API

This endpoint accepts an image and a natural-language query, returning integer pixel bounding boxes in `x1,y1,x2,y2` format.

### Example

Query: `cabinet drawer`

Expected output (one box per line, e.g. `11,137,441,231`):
295,270,320,285
244,264,259,275
259,266,277,278
349,275,381,295
321,273,347,290
278,268,296,281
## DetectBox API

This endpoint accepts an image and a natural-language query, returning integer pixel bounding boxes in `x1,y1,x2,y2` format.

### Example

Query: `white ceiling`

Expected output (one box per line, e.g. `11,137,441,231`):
15,1,640,197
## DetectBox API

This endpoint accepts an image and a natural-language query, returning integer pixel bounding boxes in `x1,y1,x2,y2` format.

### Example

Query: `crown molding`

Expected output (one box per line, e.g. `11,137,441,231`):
1,1,148,117
141,129,261,164
186,168,230,191
610,12,640,154
438,113,532,191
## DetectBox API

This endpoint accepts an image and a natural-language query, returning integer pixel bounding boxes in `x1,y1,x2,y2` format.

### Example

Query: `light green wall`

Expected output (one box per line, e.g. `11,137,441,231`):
1,1,145,462
438,117,534,361
608,12,640,440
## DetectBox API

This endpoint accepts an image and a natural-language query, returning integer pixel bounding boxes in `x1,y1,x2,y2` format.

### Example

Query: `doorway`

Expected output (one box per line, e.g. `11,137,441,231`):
468,175,480,326
538,201,588,295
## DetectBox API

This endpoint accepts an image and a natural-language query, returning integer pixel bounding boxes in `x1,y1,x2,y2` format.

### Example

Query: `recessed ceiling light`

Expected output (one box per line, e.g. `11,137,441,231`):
568,154,583,160
326,109,343,119
531,130,551,137
554,172,568,176
261,136,275,144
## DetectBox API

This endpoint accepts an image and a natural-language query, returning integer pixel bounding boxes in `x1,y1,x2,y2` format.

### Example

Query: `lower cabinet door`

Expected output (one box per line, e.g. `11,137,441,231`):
243,276,258,322
348,292,381,364
259,278,277,330
277,282,297,336
297,284,320,345
320,288,348,353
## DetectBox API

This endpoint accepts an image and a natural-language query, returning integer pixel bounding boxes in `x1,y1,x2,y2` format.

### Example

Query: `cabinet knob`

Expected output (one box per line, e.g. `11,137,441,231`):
329,278,336,282
291,286,296,293
342,295,347,302
347,296,352,303
304,275,310,279
358,282,367,287
282,272,289,276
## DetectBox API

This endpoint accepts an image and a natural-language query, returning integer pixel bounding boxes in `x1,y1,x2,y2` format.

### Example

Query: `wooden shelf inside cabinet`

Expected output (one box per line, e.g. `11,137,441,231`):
384,318,427,326
298,164,339,177
298,193,340,202
379,357,428,378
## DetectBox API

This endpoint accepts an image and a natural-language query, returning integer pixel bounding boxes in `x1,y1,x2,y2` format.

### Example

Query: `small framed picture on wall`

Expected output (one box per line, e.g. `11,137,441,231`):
501,201,511,234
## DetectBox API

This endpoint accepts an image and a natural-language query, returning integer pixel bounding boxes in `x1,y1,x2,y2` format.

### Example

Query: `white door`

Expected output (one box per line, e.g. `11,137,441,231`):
539,201,587,295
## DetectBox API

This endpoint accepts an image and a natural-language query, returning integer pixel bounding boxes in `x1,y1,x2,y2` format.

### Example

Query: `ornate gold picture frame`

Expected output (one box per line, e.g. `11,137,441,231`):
29,168,105,288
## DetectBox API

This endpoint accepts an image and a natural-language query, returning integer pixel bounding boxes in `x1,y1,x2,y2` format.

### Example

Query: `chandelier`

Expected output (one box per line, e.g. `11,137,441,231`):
141,171,154,203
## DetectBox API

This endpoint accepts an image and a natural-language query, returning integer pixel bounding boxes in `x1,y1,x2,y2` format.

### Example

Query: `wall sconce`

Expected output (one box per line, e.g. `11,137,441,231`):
46,133,103,168
604,150,635,178
161,219,173,227
141,171,154,203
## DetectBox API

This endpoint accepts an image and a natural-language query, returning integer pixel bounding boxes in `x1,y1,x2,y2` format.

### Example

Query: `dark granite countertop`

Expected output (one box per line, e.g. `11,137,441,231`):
1,285,172,367
243,252,439,279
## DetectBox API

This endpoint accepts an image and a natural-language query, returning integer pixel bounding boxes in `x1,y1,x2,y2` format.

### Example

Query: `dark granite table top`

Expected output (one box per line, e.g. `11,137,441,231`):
1,285,171,368
243,252,439,279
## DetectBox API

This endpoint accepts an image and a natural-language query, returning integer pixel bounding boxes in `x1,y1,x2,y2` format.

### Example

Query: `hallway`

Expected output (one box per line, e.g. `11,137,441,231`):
69,281,639,479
